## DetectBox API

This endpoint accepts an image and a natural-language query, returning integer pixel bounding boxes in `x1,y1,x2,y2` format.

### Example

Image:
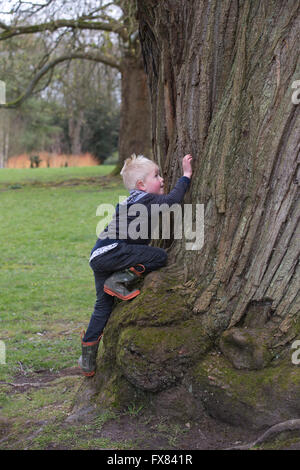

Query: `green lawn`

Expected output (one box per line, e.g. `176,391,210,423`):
0,165,114,185
0,165,127,378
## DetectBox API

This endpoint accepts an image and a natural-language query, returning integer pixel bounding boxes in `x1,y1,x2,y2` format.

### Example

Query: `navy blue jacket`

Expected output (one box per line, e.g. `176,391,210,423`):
90,176,190,257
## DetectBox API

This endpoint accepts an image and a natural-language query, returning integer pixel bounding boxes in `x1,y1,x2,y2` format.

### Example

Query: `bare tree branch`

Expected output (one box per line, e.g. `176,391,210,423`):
0,17,128,42
0,50,121,108
0,1,135,110
0,21,10,30
18,0,55,14
76,3,117,20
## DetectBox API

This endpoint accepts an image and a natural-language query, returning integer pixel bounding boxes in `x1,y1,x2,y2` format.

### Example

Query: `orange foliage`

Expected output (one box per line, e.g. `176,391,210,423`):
6,152,99,168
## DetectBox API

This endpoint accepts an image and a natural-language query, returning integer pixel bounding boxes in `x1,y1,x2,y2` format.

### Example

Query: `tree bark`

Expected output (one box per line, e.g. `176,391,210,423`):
138,0,299,345
0,109,9,168
68,110,84,155
71,0,300,430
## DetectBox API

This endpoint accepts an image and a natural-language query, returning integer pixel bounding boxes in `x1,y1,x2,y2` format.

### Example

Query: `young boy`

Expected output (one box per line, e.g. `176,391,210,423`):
79,153,193,376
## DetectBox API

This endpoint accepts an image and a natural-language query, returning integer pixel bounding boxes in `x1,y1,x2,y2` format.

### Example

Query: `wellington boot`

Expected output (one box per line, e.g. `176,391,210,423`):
78,331,103,377
104,264,145,300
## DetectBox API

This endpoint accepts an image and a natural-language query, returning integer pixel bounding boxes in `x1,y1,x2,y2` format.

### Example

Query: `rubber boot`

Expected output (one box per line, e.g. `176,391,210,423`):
103,264,145,300
78,331,103,377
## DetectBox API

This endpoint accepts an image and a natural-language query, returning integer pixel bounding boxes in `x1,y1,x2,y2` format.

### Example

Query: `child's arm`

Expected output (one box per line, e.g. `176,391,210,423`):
146,154,193,206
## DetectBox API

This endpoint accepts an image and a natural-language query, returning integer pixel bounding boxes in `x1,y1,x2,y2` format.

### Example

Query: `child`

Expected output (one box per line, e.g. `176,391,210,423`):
78,153,193,376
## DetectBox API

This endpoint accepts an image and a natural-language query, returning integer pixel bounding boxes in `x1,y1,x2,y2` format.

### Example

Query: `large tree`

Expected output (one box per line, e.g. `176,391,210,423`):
71,0,300,434
0,0,151,164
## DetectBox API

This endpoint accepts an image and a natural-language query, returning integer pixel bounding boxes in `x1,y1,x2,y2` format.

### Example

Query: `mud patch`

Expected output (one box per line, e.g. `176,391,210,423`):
0,367,82,393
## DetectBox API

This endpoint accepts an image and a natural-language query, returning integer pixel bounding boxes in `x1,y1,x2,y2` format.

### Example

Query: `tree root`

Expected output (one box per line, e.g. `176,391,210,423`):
226,419,300,450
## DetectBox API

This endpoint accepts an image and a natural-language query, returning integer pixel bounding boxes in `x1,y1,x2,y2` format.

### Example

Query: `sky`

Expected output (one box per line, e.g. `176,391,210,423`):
0,1,121,22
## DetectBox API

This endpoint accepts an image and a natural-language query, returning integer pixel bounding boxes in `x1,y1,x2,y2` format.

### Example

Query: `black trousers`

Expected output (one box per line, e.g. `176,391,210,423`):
83,243,167,342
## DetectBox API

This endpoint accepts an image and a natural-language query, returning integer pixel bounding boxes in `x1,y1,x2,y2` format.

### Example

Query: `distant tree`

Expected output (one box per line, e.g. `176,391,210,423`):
17,98,63,154
0,0,151,164
81,102,120,162
0,30,121,161
29,154,42,168
48,55,121,157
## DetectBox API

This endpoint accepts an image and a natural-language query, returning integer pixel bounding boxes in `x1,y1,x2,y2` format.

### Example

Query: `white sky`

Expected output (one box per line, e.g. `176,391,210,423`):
0,1,122,22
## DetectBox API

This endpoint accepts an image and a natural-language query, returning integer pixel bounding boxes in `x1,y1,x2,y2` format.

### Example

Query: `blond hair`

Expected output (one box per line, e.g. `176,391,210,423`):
120,153,157,190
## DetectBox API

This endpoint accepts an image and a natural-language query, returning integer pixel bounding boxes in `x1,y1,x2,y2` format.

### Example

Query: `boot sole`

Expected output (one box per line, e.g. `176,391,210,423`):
78,359,96,377
82,370,96,377
103,286,140,300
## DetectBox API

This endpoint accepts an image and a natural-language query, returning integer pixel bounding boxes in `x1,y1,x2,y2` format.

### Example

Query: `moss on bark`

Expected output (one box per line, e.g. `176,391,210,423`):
191,353,300,429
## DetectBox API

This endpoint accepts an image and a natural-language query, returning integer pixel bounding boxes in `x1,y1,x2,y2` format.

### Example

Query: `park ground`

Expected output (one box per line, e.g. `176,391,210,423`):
0,166,298,450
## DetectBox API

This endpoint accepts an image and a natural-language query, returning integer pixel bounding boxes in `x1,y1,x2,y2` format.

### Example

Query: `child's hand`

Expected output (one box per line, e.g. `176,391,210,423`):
182,154,193,178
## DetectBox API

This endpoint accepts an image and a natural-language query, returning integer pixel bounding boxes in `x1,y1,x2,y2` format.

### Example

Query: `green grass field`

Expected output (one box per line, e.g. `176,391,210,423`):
0,165,139,449
0,165,114,185
0,165,127,378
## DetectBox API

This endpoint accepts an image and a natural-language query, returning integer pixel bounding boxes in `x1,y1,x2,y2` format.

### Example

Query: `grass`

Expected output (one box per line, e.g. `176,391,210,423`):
0,165,140,449
0,165,114,185
0,165,127,379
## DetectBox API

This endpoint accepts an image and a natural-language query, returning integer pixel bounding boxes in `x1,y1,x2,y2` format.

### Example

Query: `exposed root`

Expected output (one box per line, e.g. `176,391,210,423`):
226,419,300,450
0,367,82,391
0,381,51,389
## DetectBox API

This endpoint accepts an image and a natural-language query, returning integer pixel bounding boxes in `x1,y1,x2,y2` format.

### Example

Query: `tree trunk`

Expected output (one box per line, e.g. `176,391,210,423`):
138,0,299,342
0,109,9,168
70,0,300,430
0,110,4,168
118,54,152,166
68,110,84,155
